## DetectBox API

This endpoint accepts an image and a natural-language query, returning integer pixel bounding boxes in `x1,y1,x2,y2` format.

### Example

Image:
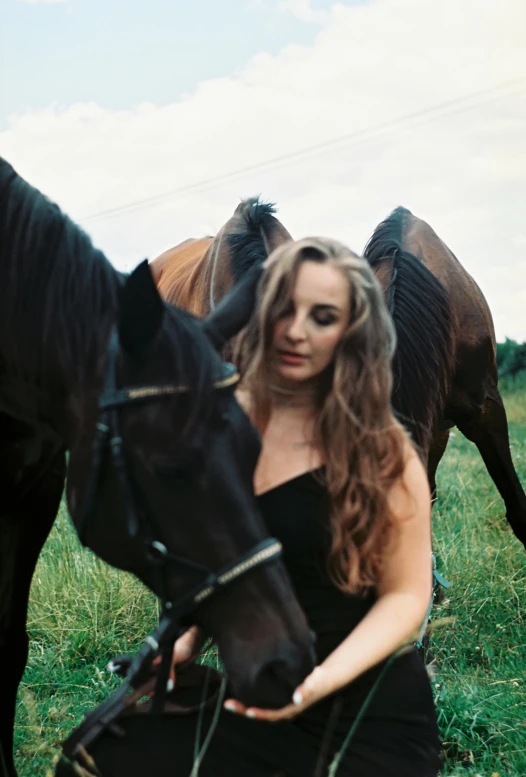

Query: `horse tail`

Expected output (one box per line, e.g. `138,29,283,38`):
363,207,454,453
226,197,279,280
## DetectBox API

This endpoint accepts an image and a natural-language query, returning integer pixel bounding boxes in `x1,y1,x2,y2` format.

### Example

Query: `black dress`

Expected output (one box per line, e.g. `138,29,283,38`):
63,471,442,777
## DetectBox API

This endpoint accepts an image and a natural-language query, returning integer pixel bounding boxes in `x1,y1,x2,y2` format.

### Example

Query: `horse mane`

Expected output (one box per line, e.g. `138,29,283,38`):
0,159,218,423
0,158,121,404
363,206,454,451
227,197,278,280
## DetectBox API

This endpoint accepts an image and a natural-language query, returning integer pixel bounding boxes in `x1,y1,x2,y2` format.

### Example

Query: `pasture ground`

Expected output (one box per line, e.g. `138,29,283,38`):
14,380,526,777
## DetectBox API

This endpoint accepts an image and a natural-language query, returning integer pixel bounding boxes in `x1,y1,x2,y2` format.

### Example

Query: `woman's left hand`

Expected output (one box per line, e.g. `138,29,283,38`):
223,666,333,722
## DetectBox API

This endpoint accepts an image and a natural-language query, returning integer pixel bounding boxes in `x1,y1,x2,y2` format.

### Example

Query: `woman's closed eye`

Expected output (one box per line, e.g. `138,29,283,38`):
312,307,340,326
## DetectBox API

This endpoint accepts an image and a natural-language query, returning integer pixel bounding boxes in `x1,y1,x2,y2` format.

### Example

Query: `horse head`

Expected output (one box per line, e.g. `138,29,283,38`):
66,260,315,709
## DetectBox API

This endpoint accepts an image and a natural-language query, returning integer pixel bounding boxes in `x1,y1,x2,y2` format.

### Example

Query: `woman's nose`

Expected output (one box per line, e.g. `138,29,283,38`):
285,316,306,342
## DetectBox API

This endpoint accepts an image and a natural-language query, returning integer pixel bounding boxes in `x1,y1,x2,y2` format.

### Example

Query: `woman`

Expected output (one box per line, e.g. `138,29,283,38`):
58,237,441,777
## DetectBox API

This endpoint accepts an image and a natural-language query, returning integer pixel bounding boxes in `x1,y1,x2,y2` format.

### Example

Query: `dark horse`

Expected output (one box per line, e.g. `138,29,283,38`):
0,161,314,776
153,198,526,549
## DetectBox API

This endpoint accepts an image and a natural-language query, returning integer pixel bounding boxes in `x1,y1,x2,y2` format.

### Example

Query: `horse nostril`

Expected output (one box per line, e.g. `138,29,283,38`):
267,659,291,684
252,658,297,707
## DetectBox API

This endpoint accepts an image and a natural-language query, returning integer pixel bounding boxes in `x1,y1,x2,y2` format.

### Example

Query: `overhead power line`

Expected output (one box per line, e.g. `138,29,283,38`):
80,77,526,225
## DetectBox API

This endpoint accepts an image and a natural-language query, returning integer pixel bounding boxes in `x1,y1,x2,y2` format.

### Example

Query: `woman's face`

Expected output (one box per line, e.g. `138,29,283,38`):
271,260,350,386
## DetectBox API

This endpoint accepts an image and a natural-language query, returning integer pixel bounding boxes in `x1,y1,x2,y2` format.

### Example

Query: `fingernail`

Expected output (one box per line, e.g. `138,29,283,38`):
245,710,256,718
292,691,303,706
224,702,237,713
166,679,174,692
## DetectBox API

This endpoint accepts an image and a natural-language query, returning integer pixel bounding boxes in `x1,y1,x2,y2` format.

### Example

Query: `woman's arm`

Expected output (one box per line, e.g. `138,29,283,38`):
225,442,434,720
315,443,433,696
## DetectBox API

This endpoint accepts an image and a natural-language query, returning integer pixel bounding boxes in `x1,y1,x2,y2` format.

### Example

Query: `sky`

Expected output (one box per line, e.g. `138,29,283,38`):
1,0,525,341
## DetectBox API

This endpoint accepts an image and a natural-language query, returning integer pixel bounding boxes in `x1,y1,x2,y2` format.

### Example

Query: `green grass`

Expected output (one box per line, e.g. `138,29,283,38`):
429,387,526,777
13,387,526,777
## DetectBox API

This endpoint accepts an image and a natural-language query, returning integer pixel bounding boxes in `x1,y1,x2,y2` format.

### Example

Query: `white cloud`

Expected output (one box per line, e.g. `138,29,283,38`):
246,0,327,23
2,0,526,341
276,0,328,24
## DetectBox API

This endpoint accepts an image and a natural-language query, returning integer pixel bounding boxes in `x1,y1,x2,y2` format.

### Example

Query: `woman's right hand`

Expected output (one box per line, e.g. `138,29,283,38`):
166,626,205,688
154,625,205,688
172,625,204,667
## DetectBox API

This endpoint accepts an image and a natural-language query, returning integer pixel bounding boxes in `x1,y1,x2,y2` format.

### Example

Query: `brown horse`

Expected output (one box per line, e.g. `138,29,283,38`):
150,198,292,321
152,199,526,549
363,207,526,548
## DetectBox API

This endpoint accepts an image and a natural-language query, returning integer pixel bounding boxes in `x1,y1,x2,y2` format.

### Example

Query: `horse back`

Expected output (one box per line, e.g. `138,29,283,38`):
151,237,214,316
402,214,496,357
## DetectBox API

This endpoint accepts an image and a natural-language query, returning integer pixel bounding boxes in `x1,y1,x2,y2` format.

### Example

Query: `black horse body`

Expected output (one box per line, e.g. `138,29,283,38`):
0,159,314,777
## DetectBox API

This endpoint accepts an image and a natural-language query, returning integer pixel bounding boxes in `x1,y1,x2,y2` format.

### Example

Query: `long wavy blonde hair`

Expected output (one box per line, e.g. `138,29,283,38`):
235,237,410,594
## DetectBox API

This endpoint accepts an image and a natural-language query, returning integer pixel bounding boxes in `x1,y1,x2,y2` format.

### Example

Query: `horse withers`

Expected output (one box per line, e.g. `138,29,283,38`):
0,159,314,777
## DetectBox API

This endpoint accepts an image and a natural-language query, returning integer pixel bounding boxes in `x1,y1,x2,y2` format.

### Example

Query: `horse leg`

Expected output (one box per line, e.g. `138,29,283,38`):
455,386,526,548
0,457,65,777
427,428,450,503
415,427,451,667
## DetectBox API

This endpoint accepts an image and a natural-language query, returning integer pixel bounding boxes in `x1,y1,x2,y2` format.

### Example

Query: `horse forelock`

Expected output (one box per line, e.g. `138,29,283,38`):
226,196,281,281
363,207,454,453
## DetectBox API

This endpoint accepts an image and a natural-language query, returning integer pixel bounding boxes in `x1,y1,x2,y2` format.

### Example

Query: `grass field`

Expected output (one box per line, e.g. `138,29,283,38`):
13,382,526,777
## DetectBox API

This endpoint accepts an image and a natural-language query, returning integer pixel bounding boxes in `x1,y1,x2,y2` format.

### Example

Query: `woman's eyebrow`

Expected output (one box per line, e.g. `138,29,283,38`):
312,303,342,312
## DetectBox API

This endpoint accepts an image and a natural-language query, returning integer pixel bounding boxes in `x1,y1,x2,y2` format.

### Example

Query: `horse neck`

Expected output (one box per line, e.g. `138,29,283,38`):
1,264,120,444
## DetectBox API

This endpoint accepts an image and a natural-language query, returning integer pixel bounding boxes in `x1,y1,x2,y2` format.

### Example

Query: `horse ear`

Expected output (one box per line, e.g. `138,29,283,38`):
202,264,263,350
118,260,164,359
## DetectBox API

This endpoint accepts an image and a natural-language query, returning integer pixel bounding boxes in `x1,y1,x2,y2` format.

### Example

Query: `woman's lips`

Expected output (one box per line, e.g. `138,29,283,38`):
278,350,307,365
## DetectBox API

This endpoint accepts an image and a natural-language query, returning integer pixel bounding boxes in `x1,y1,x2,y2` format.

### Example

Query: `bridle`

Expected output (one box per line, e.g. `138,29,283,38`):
76,326,240,548
76,328,282,596
63,327,283,756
